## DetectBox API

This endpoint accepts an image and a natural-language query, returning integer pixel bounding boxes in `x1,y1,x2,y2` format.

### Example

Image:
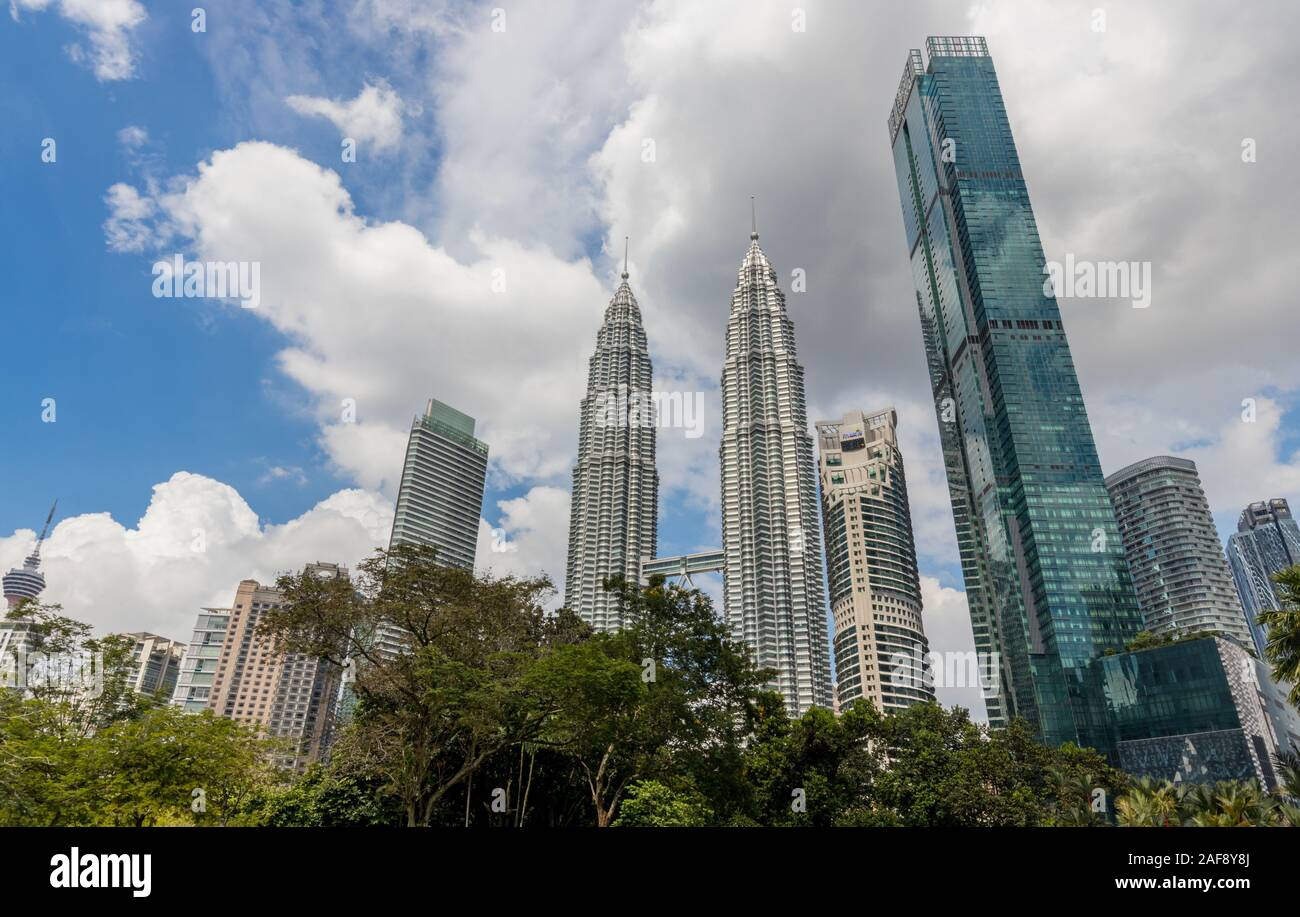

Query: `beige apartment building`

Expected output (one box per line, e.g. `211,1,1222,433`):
815,408,935,713
207,564,345,770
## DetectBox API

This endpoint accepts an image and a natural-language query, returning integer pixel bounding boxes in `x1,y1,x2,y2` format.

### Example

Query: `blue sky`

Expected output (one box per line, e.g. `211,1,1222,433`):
3,1,1299,719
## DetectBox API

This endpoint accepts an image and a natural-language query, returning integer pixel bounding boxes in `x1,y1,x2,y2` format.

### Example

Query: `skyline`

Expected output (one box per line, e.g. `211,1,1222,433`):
3,1,1300,722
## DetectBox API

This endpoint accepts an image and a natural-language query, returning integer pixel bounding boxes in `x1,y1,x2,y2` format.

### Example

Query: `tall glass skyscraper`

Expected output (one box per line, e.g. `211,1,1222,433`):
719,223,833,716
377,398,489,660
565,262,658,631
389,398,489,570
887,37,1142,745
1227,498,1300,657
1104,456,1253,647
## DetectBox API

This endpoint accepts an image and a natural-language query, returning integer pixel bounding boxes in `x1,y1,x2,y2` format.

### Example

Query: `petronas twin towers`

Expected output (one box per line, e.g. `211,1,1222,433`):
564,260,659,631
565,226,833,716
718,228,833,713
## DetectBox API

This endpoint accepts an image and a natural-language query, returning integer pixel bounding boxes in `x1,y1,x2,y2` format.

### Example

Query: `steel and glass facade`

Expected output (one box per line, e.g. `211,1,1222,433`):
389,398,489,570
1086,636,1300,789
565,270,658,631
887,37,1142,745
719,228,833,716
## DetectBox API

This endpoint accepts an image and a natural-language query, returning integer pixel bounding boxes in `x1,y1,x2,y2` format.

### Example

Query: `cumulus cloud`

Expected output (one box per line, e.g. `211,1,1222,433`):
920,576,986,722
112,140,607,495
0,473,393,640
102,182,156,252
10,0,147,81
474,485,571,600
286,81,408,154
116,125,148,149
257,464,308,486
88,0,1299,674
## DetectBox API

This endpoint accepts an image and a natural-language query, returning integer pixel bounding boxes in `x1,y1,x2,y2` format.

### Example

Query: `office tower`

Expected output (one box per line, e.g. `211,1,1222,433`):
1227,498,1300,657
122,632,185,699
887,37,1142,745
3,501,56,608
719,216,832,716
565,254,658,630
205,564,345,771
1087,635,1300,789
378,398,490,659
389,398,489,569
1105,457,1253,647
815,408,935,712
171,609,231,713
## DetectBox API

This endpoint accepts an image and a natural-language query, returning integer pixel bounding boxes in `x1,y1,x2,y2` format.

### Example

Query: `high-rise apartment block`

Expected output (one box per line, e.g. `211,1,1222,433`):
719,223,832,716
202,564,346,770
171,609,231,713
816,408,935,712
1227,498,1300,657
565,261,658,631
888,36,1142,745
1105,456,1253,647
122,632,185,699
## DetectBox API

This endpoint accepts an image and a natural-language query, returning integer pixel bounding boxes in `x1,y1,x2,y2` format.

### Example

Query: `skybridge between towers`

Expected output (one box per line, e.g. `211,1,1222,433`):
640,550,725,587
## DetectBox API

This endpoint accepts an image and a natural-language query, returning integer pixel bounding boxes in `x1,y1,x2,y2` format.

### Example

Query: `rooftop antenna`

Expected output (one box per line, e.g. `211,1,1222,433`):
622,236,629,280
33,499,56,558
750,196,758,240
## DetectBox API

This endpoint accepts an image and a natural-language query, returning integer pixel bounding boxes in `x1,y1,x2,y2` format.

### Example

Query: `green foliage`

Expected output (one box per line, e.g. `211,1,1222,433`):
737,698,1126,827
5,576,1294,829
523,575,768,826
1259,566,1300,707
265,543,572,826
1115,776,1298,827
244,765,399,826
1124,628,1224,654
613,780,713,827
0,693,275,826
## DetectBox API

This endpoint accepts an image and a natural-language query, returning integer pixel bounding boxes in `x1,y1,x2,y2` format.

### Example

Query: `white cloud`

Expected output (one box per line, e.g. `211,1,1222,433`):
257,464,308,486
116,124,148,148
93,0,1300,673
0,473,393,640
920,576,986,722
474,485,570,602
114,140,607,491
11,0,147,81
102,182,156,252
286,81,407,154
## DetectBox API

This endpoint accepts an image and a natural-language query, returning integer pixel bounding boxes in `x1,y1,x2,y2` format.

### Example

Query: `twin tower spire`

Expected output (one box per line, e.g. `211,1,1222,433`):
564,208,833,716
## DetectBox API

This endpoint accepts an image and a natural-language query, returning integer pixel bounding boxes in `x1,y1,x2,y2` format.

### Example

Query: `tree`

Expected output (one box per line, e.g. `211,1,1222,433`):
77,705,271,826
3,602,145,739
525,576,770,827
741,694,885,826
0,689,86,825
614,780,714,827
1115,778,1180,827
1259,566,1300,706
261,543,571,826
244,765,399,826
522,639,646,827
1114,777,1298,827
